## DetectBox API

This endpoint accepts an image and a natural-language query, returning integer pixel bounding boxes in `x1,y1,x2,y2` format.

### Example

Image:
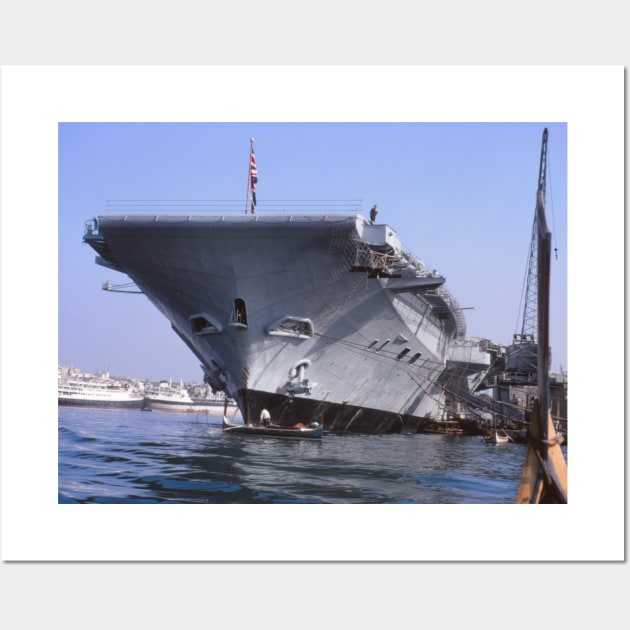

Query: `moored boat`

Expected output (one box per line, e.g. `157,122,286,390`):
58,378,144,409
142,379,236,414
81,140,526,434
417,418,482,436
222,415,324,439
83,206,501,433
482,428,511,445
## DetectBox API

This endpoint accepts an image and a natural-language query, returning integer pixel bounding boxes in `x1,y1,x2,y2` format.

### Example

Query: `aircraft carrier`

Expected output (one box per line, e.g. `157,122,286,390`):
83,205,501,432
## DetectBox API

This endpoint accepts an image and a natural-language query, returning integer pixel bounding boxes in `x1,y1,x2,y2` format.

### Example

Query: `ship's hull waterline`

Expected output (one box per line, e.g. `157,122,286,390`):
84,212,495,433
58,397,144,410
142,399,237,414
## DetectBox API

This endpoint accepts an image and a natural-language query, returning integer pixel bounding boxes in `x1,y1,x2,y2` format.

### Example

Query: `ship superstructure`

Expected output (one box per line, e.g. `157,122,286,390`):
83,207,497,432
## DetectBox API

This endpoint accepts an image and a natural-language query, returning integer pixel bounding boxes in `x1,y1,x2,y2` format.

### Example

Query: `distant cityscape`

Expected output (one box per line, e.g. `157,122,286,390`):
58,364,212,398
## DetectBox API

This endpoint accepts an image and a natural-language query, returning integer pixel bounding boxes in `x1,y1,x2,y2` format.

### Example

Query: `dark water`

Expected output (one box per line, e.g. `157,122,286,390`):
58,406,564,504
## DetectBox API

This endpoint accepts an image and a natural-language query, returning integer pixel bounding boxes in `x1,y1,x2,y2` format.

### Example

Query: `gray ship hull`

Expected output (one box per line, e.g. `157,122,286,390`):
84,212,493,433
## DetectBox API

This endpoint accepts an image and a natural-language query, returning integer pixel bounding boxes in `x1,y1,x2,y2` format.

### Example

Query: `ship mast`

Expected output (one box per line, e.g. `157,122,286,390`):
515,128,567,504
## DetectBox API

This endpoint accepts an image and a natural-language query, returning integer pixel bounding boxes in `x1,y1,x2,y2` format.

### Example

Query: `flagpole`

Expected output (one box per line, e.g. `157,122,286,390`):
245,137,257,215
245,138,252,214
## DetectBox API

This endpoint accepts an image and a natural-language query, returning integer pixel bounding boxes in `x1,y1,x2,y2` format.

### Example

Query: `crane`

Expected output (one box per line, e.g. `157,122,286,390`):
505,128,548,378
520,127,548,341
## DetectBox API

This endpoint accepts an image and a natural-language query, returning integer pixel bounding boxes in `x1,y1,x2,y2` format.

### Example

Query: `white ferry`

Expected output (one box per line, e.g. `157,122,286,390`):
142,380,236,414
58,378,144,409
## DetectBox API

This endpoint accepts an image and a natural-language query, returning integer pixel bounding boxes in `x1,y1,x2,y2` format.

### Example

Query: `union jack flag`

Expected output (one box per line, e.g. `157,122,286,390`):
250,149,258,214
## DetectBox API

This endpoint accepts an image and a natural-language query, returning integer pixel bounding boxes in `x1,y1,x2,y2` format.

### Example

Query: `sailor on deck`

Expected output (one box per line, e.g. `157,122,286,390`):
370,205,378,224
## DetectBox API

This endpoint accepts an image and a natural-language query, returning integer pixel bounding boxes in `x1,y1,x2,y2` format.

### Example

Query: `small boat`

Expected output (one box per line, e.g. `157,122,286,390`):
482,428,512,445
418,419,477,436
222,416,324,439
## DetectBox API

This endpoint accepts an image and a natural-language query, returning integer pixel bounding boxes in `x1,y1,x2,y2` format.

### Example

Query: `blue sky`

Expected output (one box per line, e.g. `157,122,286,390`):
58,122,567,382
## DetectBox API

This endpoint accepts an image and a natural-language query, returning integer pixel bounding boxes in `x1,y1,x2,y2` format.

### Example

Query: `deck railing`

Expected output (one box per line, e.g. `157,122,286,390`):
103,199,364,215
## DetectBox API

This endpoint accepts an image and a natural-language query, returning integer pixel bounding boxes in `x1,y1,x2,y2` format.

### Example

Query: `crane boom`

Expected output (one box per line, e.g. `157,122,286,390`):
537,127,548,199
505,128,549,376
520,128,549,340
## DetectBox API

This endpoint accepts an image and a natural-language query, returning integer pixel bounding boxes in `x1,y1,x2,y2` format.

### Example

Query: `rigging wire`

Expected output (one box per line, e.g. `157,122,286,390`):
546,146,559,260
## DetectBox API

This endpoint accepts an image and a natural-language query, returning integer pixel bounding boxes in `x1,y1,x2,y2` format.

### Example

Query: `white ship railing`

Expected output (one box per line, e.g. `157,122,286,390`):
103,199,364,214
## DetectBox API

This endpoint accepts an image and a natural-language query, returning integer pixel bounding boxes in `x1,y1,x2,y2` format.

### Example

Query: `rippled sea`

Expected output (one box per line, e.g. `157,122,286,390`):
58,406,564,504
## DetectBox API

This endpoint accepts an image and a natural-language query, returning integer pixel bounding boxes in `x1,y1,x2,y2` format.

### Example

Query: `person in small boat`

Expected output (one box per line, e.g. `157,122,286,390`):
260,408,271,427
